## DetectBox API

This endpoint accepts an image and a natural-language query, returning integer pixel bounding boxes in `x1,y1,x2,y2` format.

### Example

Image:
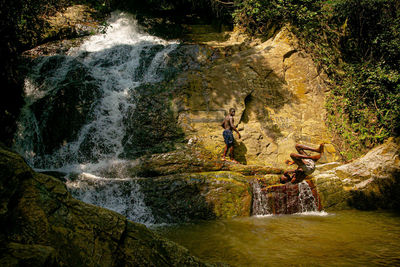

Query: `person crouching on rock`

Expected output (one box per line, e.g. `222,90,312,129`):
221,108,241,163
280,143,324,184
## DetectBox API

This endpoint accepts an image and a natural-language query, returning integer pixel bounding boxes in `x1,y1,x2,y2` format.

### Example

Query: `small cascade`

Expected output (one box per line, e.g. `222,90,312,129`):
298,180,318,213
252,179,322,216
252,179,272,215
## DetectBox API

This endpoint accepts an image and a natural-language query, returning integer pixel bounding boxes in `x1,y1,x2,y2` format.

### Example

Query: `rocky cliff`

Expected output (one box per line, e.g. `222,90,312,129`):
19,22,340,168
170,27,340,167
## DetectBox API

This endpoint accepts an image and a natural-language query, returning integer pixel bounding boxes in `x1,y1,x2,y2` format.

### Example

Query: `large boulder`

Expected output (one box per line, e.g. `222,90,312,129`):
121,83,185,158
312,137,400,210
0,146,213,266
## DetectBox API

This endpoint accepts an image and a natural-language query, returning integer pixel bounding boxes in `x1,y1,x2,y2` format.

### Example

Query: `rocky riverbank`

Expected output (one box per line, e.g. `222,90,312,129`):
0,145,214,266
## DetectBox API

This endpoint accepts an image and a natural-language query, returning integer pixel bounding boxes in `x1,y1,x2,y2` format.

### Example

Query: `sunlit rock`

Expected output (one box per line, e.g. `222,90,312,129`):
125,148,283,177
312,137,400,210
172,27,340,167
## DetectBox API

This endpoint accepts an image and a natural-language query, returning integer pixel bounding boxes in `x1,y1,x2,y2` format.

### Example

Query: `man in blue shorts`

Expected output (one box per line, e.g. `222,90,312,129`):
221,108,241,163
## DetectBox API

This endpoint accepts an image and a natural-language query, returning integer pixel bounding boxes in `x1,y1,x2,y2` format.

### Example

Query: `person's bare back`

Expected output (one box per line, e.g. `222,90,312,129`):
221,108,241,163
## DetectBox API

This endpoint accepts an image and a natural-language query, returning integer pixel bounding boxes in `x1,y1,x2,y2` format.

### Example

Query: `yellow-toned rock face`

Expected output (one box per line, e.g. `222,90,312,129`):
175,28,339,167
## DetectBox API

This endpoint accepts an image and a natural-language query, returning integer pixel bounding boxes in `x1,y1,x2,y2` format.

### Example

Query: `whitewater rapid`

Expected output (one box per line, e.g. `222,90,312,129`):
14,11,179,225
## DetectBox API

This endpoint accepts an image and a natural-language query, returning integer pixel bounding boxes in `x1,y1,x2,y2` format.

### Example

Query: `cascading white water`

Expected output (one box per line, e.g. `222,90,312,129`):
251,180,272,215
13,11,179,225
252,180,320,216
298,181,318,213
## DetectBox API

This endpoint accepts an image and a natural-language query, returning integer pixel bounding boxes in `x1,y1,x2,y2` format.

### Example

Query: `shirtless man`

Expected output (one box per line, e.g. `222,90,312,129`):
280,143,324,184
221,108,241,163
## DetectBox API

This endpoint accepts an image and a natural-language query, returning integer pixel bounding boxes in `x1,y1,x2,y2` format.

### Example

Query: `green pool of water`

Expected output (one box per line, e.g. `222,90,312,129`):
154,210,400,266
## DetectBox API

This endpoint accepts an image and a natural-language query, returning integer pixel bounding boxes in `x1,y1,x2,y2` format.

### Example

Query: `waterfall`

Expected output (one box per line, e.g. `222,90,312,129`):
66,173,155,224
252,179,321,216
13,11,179,225
298,180,318,213
252,179,272,215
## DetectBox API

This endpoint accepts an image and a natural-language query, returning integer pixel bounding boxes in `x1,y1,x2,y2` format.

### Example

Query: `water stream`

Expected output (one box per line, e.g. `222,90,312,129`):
14,11,178,225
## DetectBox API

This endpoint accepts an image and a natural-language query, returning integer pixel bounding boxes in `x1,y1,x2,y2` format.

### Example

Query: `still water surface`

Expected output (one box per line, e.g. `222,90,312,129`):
155,210,400,266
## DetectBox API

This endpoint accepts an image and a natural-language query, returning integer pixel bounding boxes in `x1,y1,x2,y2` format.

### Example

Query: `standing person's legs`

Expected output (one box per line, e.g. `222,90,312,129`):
222,130,234,160
222,144,228,160
228,142,240,163
229,145,239,163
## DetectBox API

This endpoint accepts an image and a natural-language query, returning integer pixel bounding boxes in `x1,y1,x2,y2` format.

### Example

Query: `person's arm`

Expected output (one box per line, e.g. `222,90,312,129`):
284,170,295,176
291,169,305,183
229,117,241,138
281,169,297,183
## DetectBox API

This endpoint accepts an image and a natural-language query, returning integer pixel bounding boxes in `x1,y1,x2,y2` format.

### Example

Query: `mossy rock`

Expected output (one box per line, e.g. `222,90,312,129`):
0,146,214,266
136,171,252,223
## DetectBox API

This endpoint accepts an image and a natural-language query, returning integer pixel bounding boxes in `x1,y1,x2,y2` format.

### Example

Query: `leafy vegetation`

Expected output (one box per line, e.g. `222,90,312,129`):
232,0,400,159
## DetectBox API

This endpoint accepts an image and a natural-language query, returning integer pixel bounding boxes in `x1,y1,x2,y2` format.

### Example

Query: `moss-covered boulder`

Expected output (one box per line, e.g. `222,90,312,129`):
0,146,213,266
136,171,252,223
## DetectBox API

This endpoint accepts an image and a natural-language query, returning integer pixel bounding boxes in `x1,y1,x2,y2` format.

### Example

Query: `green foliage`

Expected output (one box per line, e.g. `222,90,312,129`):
233,0,400,159
114,0,233,21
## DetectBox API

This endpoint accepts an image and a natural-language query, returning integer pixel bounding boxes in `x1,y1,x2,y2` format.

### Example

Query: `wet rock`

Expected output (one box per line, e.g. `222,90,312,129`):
28,57,100,155
136,171,252,223
122,83,185,158
0,146,213,266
